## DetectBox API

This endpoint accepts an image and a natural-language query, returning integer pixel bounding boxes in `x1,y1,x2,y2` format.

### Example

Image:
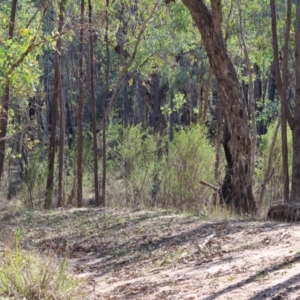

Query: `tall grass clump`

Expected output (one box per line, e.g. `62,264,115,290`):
0,235,80,300
257,121,293,206
159,125,217,211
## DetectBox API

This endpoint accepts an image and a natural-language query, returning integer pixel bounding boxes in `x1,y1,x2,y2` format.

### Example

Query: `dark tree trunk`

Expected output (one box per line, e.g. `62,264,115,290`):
268,63,276,101
101,97,107,207
200,67,213,124
270,0,291,203
65,98,74,147
44,0,65,209
215,90,224,184
101,0,110,207
0,0,17,178
76,0,85,207
148,74,167,133
123,75,130,127
57,68,65,207
150,73,160,129
254,65,266,135
182,0,257,213
169,89,174,141
88,0,100,207
291,1,300,202
134,73,145,124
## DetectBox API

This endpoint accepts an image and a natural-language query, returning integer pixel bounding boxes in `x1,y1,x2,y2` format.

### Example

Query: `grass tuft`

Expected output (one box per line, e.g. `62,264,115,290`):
0,235,81,300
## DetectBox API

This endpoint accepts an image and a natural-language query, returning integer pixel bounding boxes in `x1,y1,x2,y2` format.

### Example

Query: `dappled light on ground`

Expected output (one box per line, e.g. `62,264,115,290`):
1,207,300,299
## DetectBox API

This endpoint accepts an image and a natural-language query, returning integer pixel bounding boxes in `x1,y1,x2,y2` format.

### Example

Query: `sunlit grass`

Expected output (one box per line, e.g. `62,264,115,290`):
0,234,81,300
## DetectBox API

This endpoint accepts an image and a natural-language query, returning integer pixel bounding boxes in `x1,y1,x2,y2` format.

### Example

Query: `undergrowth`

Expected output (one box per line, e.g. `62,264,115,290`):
0,233,81,300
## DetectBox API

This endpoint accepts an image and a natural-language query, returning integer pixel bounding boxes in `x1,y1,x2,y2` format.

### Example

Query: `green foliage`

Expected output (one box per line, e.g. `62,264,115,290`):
0,234,80,300
0,1,43,97
255,98,280,124
106,123,166,207
104,123,219,212
161,92,186,115
159,125,218,211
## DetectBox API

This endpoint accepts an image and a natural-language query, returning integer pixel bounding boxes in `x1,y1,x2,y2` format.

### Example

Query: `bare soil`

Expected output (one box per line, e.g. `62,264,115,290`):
1,206,300,299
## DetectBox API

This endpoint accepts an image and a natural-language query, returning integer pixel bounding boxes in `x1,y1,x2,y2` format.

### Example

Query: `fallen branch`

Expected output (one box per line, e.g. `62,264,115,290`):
199,180,220,192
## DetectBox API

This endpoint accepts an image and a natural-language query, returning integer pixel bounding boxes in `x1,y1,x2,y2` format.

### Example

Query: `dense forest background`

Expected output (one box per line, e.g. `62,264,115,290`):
0,0,297,214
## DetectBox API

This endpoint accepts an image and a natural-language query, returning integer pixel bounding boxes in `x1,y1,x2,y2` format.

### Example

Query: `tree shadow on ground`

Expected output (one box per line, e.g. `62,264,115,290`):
2,207,300,299
201,254,300,300
73,219,299,278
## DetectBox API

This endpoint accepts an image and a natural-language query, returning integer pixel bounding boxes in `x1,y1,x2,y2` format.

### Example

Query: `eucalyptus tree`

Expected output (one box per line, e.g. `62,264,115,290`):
181,0,257,213
292,0,300,202
268,0,300,204
270,0,291,203
88,0,100,207
0,0,17,178
76,0,85,208
44,0,67,209
0,1,46,179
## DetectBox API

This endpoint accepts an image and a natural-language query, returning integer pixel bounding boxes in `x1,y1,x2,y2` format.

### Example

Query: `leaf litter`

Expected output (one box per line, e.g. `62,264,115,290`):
1,207,300,299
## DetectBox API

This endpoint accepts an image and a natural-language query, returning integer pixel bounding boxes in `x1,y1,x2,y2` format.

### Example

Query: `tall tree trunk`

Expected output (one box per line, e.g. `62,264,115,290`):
135,73,145,124
88,0,100,207
237,0,257,180
77,0,85,207
197,62,204,121
115,8,130,127
57,69,65,207
0,0,17,178
169,88,174,142
200,66,213,124
291,1,300,202
215,90,223,184
101,98,107,207
101,0,110,207
44,0,65,209
150,73,160,130
258,118,280,209
254,65,266,135
182,0,257,213
270,0,291,203
123,75,130,127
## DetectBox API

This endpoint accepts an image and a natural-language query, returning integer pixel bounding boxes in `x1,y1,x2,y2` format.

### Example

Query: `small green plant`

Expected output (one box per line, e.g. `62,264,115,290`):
0,234,81,300
226,276,235,282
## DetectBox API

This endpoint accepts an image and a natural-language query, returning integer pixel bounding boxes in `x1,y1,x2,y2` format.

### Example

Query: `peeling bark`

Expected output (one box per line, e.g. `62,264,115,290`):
182,0,257,213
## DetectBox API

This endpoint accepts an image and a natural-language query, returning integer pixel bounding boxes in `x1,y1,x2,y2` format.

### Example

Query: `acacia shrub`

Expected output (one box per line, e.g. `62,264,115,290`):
104,124,219,212
105,124,166,207
158,125,217,211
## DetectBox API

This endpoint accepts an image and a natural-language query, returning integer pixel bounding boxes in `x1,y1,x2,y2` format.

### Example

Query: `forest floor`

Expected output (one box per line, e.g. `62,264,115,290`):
1,205,300,299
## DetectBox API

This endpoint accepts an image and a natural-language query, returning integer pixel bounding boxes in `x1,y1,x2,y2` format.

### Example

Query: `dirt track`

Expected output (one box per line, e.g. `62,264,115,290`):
1,207,300,299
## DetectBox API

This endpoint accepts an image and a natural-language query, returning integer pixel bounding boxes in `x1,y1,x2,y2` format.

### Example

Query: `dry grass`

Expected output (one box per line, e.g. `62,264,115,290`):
0,233,81,300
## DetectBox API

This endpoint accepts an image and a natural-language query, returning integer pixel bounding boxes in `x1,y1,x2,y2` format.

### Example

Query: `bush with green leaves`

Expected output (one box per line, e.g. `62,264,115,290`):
106,124,166,207
159,125,218,211
99,123,220,212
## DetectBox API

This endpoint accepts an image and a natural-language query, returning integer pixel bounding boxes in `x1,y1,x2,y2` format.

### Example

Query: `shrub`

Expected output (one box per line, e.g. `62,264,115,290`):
106,124,165,207
102,123,221,212
159,125,218,211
